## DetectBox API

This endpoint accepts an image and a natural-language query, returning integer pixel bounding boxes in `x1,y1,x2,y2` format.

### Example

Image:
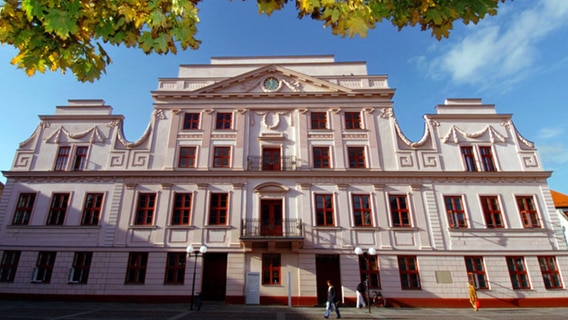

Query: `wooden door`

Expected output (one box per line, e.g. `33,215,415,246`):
200,253,227,301
260,199,283,236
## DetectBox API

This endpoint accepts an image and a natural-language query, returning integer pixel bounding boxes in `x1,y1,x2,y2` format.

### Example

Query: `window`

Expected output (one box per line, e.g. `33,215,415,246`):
81,193,103,226
353,194,372,227
538,256,563,289
444,196,467,228
72,146,88,170
480,196,504,228
262,254,281,285
461,146,477,172
215,112,232,129
311,112,327,129
135,193,156,225
183,113,200,130
125,252,148,284
389,195,411,227
464,256,488,289
516,196,541,228
54,146,70,171
69,252,92,284
32,251,56,283
315,194,334,226
359,255,381,289
172,193,192,225
313,146,331,168
213,147,231,168
479,146,496,172
164,252,186,285
345,112,361,129
347,147,366,168
46,193,70,225
506,256,531,289
398,256,421,289
178,147,197,168
209,193,228,225
0,251,21,282
12,193,36,225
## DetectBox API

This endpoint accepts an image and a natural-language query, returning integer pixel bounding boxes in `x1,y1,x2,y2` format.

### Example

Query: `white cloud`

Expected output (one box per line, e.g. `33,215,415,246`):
537,127,565,140
538,143,568,166
421,0,568,91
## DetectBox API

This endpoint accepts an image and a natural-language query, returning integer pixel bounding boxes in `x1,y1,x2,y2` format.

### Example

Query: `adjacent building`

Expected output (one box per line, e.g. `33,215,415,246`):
0,55,566,307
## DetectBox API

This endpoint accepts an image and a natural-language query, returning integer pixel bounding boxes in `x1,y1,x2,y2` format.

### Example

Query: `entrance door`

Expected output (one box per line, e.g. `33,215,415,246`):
262,148,281,171
260,199,283,236
315,254,342,305
200,253,228,301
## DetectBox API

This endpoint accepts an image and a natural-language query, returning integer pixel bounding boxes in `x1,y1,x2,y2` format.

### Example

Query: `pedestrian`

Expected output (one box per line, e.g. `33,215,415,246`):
356,281,366,308
324,280,341,319
467,280,479,311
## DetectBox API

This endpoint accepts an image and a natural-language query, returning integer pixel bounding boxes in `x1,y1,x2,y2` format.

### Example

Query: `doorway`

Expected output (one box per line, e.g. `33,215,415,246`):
200,253,228,301
315,254,342,305
260,199,283,236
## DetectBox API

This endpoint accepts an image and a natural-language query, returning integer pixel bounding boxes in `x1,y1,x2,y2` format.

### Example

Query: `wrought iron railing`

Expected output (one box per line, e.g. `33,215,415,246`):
246,156,297,171
241,219,303,238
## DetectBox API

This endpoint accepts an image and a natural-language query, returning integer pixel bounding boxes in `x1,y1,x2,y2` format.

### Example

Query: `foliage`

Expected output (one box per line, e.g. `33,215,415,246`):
0,0,506,82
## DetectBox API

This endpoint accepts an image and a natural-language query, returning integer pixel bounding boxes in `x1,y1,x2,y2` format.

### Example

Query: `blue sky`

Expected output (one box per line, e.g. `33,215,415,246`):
1,0,567,194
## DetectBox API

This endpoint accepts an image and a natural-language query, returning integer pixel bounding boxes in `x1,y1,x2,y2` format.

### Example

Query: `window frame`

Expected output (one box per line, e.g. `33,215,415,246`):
72,146,89,171
315,193,335,226
464,256,489,289
398,256,421,290
215,112,233,130
313,146,331,168
344,112,362,129
262,254,281,285
125,252,148,285
506,256,531,289
359,255,381,289
54,146,71,171
171,193,192,225
444,195,468,228
516,196,541,228
310,112,328,130
178,146,197,168
164,252,186,285
209,193,229,225
69,252,92,284
134,193,156,226
12,193,36,225
460,146,477,172
33,251,56,283
347,146,366,168
0,251,21,282
480,196,505,228
81,193,104,226
538,256,563,289
479,146,496,172
183,113,200,130
352,194,373,227
389,195,412,227
213,146,231,168
46,193,70,225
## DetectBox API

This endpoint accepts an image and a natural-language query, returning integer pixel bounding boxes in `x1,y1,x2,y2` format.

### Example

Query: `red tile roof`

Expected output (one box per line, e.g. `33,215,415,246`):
551,190,568,208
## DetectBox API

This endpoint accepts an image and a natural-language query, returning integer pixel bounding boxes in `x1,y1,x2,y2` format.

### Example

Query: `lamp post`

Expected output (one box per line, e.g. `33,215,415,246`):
186,245,207,310
354,246,376,314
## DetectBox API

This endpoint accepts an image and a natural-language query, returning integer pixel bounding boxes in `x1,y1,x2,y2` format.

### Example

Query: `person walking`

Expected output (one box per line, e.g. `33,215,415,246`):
467,280,479,311
356,281,366,309
324,280,341,319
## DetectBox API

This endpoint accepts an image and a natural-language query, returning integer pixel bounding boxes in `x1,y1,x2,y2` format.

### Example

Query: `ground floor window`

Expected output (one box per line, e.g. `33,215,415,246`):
398,256,421,289
464,256,488,289
164,252,186,285
506,256,531,289
262,254,281,285
0,251,20,282
538,256,563,289
358,255,380,289
125,252,148,284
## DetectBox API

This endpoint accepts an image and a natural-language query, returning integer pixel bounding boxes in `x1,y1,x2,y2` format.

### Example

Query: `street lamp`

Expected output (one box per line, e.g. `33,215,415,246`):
354,246,376,313
186,245,207,310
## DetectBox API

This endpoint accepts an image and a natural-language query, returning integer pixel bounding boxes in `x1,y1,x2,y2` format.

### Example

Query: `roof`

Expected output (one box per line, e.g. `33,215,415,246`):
551,190,568,208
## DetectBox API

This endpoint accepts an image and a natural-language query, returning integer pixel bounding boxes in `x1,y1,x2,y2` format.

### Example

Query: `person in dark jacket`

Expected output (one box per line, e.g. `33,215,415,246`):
356,281,366,308
324,280,341,319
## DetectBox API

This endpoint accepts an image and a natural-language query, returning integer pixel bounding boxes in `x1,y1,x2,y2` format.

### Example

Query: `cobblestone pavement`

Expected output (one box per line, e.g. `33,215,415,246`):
0,300,567,320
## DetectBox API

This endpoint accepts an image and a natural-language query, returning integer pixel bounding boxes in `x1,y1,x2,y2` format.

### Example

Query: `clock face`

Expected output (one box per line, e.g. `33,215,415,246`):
263,77,280,91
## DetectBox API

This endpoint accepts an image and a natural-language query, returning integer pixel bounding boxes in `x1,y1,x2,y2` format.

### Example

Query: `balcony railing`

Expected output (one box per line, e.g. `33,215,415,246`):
241,219,303,238
247,156,297,171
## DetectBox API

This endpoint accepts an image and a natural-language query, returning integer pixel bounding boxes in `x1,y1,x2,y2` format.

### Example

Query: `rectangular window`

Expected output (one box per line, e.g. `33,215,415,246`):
313,146,330,168
46,193,70,225
352,194,372,227
480,196,504,228
311,112,327,129
315,194,334,226
464,256,488,289
516,196,541,228
444,196,467,228
398,256,421,289
125,252,148,284
32,251,56,283
0,251,21,282
479,146,496,171
359,255,381,289
389,195,411,227
178,147,197,168
54,146,70,171
135,193,156,225
164,252,186,285
213,146,231,168
69,252,92,284
183,113,200,130
215,112,232,129
12,193,36,225
72,146,88,170
461,146,477,172
347,147,366,168
506,256,531,289
209,193,228,225
538,256,563,289
81,193,103,226
262,254,281,285
172,193,192,225
345,112,362,129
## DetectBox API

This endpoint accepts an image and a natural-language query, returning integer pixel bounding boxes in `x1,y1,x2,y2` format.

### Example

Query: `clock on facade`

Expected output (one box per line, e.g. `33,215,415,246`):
262,77,280,92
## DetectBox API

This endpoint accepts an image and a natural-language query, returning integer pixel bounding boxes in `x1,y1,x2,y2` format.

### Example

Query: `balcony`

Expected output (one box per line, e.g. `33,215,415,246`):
247,156,297,171
240,218,304,250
